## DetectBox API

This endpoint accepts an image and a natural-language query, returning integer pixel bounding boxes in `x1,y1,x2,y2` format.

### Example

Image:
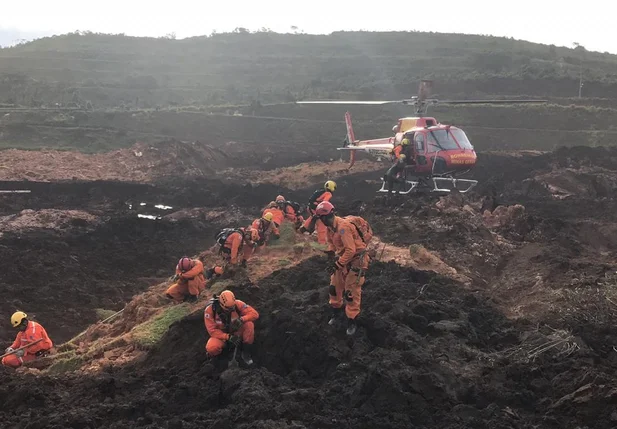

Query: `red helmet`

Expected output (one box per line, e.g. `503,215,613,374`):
315,201,334,216
178,257,192,272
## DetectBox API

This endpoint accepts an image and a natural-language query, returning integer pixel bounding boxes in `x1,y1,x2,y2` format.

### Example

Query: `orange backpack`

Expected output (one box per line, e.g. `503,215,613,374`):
344,216,373,245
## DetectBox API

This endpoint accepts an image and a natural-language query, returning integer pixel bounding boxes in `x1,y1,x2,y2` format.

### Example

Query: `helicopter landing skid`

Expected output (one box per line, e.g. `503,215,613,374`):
377,176,478,195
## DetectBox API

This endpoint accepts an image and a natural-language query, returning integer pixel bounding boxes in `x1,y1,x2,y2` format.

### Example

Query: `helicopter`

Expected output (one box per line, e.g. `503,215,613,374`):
296,80,547,195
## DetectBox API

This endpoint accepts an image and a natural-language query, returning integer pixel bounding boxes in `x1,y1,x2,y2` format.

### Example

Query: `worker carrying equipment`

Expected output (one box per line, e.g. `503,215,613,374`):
316,201,371,336
2,311,53,368
301,180,336,244
204,290,259,365
165,257,207,303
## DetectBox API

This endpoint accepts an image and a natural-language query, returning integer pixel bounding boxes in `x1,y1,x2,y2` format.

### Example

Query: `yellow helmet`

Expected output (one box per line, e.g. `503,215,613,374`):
11,311,27,328
262,212,274,222
401,138,410,146
219,290,236,310
399,154,406,160
324,180,337,192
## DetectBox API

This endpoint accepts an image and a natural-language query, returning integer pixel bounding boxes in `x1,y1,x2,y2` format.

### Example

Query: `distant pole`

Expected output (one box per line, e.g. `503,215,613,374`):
578,63,583,98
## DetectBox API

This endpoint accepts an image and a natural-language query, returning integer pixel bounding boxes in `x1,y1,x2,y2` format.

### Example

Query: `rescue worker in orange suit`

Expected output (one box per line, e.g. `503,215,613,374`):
262,202,284,239
204,290,259,365
251,212,274,247
299,180,336,244
215,227,255,270
165,256,207,303
2,311,53,368
316,201,369,336
391,137,413,162
384,154,408,198
276,195,304,230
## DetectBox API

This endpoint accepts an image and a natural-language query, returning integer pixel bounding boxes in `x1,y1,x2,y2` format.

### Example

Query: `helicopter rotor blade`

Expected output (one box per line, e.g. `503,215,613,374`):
296,99,417,105
436,99,548,105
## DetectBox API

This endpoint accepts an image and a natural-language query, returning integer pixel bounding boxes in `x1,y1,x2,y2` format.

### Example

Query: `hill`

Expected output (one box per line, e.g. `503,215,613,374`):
2,30,617,109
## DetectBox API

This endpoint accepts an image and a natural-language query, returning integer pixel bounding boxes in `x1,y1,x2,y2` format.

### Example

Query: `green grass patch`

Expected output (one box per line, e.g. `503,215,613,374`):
267,222,297,248
131,305,191,349
95,308,118,321
47,351,85,374
309,242,328,251
278,259,292,267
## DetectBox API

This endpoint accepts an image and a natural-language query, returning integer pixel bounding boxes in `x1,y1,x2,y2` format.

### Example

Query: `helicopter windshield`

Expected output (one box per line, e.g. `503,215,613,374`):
450,129,474,150
426,129,460,151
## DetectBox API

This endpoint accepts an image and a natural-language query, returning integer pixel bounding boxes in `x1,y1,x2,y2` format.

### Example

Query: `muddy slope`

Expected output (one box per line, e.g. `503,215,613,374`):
2,258,617,428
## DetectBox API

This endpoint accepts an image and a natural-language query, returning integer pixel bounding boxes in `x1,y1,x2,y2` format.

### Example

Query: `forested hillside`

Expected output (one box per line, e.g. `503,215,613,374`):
1,30,617,108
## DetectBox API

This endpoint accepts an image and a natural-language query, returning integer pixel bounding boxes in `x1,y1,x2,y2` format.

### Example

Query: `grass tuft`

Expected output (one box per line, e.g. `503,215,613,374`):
131,305,191,349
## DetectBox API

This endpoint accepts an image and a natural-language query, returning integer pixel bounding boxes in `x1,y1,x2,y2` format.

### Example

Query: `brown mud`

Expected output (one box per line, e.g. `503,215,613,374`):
1,146,617,428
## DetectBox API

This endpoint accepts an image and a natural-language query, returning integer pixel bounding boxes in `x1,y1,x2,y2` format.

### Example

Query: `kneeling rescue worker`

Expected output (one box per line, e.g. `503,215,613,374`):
316,201,370,336
204,290,259,365
2,311,53,368
165,256,207,303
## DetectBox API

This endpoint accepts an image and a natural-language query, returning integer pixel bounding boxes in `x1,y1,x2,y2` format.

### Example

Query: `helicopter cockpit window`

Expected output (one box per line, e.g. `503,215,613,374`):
450,129,474,150
426,129,459,150
414,134,425,151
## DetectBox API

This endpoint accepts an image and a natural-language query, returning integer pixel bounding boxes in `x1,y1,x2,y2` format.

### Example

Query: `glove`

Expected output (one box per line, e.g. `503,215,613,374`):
228,335,241,347
205,268,215,280
172,274,180,281
230,318,243,331
5,347,14,354
35,350,47,357
298,226,307,234
323,250,336,260
14,349,24,358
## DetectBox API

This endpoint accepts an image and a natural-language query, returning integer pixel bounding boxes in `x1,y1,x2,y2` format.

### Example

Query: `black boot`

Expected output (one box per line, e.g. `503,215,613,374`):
241,343,254,366
346,318,357,336
328,307,343,326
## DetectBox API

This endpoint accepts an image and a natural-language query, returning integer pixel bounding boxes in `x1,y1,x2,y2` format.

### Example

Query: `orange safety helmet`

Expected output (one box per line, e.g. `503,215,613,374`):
178,257,193,272
219,290,236,310
315,201,334,216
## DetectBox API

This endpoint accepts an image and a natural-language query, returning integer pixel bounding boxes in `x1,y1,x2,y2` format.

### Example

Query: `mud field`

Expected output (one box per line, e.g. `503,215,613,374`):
1,146,617,428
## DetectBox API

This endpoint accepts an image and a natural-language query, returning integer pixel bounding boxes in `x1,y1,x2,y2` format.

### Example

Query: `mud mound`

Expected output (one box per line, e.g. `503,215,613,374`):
2,258,617,428
0,140,227,183
0,215,218,344
0,209,100,232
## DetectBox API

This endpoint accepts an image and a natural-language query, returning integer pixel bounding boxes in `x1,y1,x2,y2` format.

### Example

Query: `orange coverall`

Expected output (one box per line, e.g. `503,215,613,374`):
262,206,284,237
327,216,369,320
204,300,259,356
304,190,332,244
2,321,53,368
282,203,303,227
165,259,206,302
251,218,272,246
221,230,254,265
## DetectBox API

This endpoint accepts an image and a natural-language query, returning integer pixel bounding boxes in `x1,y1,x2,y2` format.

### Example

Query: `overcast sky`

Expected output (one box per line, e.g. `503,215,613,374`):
1,0,615,54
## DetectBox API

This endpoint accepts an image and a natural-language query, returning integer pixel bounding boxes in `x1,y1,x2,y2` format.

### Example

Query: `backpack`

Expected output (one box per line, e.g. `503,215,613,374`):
308,189,325,210
344,216,373,245
215,228,244,247
287,201,303,215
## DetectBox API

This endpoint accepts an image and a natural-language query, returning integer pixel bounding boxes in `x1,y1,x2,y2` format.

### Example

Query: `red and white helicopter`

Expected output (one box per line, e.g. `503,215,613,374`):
297,80,546,194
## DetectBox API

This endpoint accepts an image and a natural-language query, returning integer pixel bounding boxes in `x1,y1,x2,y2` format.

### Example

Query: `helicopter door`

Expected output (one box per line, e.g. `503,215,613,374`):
414,133,427,165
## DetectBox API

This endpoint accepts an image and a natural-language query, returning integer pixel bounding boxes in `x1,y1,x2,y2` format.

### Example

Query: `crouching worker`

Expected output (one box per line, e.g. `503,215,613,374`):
165,256,206,303
2,311,53,368
204,290,259,365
